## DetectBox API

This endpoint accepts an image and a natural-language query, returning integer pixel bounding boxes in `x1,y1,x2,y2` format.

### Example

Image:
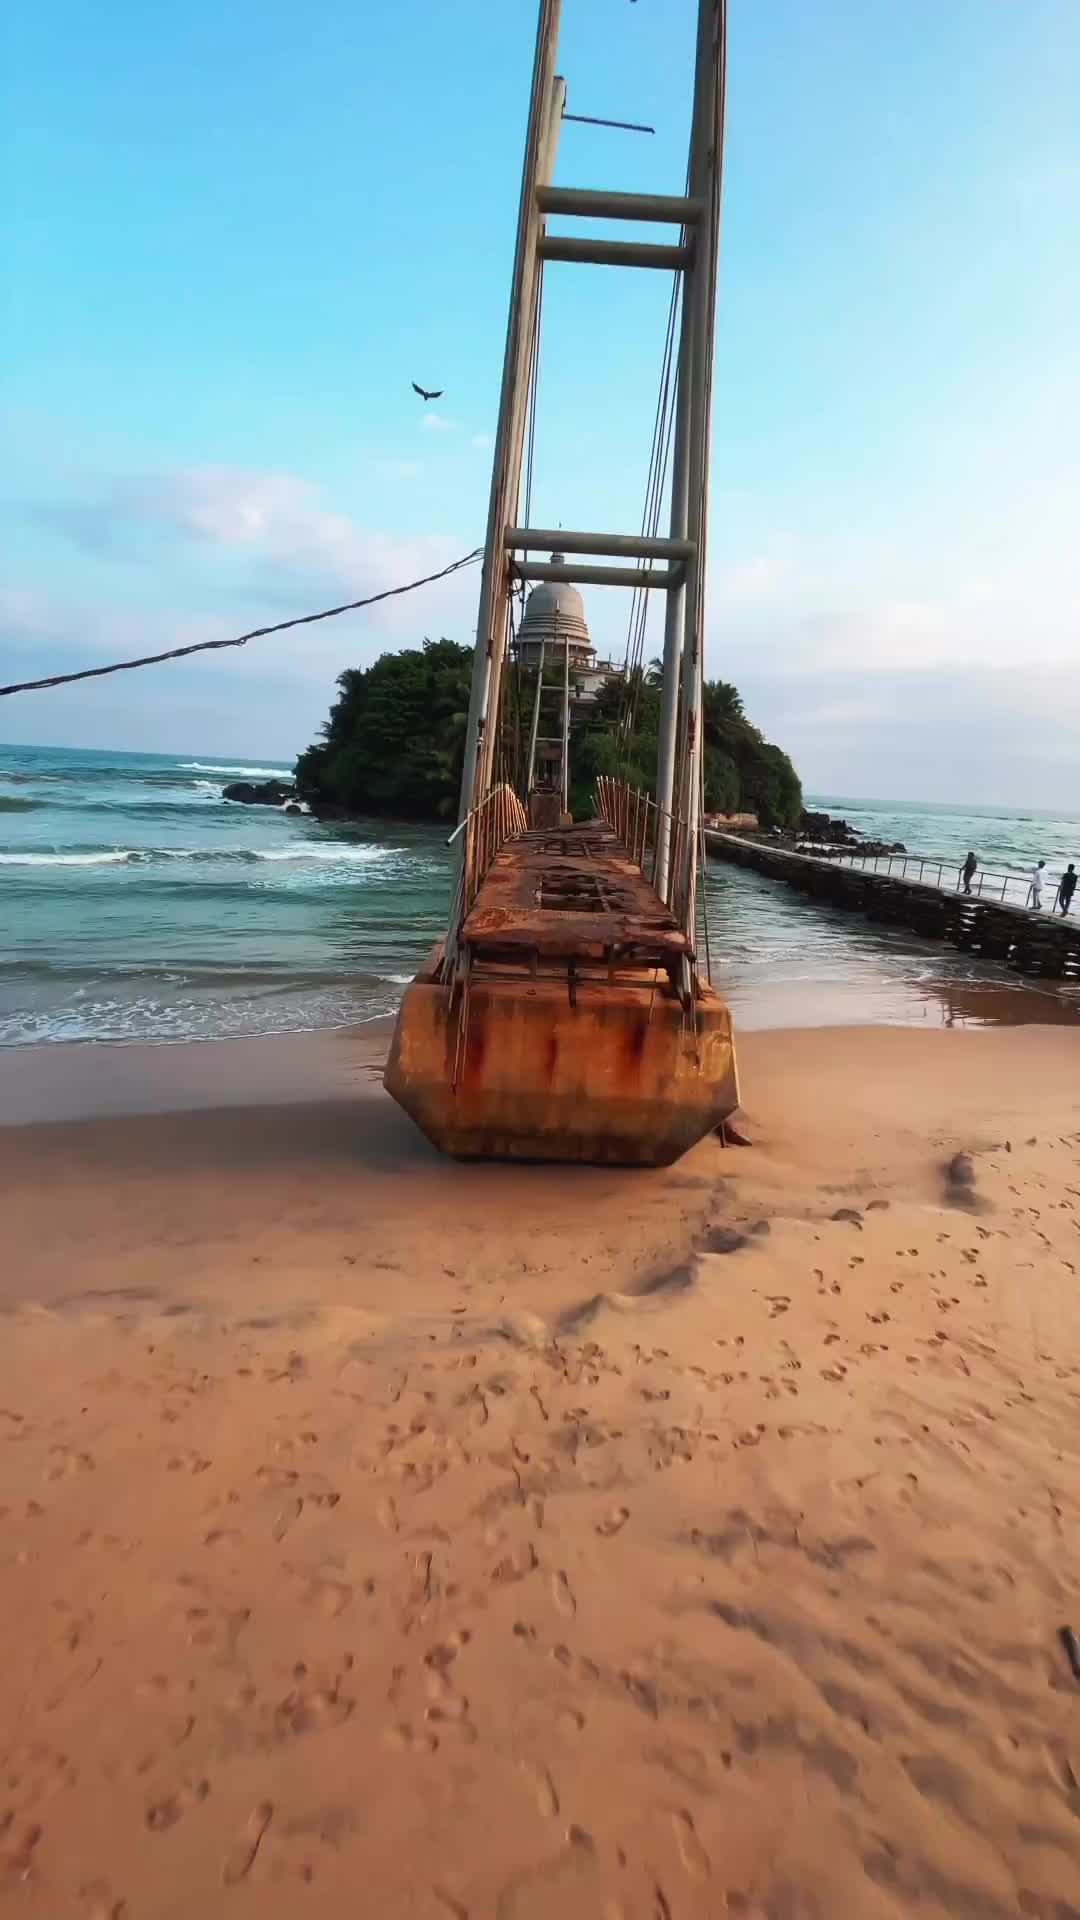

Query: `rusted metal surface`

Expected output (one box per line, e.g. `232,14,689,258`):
461,821,691,969
385,967,737,1167
527,792,570,830
385,816,738,1166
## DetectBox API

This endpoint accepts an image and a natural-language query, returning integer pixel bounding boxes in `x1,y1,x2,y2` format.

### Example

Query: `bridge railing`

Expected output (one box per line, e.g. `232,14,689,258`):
595,775,662,881
595,774,703,926
446,782,529,929
793,843,1061,910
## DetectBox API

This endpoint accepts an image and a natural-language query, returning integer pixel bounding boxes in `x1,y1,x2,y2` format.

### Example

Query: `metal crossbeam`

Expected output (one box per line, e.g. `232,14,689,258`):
538,235,690,271
514,560,682,590
505,526,694,562
537,186,702,224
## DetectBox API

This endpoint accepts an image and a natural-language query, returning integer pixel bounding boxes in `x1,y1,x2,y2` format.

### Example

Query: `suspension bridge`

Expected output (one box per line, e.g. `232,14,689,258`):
385,0,738,1164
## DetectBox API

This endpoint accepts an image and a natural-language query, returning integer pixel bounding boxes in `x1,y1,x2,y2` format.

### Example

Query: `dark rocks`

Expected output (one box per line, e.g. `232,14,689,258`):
222,779,296,807
794,811,906,858
799,810,861,846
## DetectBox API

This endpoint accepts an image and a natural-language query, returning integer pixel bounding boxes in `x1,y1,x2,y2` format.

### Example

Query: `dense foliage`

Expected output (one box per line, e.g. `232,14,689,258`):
296,638,473,821
566,667,802,830
296,640,802,831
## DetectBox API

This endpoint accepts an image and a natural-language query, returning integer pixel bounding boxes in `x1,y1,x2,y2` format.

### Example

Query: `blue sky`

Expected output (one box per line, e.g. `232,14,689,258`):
3,0,1078,805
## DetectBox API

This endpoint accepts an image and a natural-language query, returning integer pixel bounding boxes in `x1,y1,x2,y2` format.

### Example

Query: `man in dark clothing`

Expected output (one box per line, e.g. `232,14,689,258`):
961,850,978,893
1060,863,1077,915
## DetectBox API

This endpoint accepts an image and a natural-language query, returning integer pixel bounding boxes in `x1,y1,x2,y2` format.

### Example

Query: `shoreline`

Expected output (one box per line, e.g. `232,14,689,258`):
1,1020,395,1126
6,970,1080,1127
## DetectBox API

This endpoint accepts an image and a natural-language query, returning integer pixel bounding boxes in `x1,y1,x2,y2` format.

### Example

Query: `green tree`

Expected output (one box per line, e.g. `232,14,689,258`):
297,641,802,832
295,638,473,821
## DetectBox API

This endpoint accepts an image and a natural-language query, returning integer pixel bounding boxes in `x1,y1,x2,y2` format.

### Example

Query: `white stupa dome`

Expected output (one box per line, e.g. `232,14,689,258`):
518,555,593,655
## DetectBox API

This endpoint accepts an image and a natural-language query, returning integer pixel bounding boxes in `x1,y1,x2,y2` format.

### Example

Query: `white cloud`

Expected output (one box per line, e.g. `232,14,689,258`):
7,464,484,697
32,465,472,622
470,432,492,452
15,392,1080,801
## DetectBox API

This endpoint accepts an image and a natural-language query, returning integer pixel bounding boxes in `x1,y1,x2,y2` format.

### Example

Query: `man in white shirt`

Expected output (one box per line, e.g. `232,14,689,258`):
1029,859,1047,908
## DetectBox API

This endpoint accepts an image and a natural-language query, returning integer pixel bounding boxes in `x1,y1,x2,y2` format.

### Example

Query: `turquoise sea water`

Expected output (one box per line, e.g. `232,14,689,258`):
3,743,1079,1046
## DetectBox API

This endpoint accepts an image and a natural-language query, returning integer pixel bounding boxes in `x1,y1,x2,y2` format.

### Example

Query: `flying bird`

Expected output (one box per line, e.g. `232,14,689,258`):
412,382,444,402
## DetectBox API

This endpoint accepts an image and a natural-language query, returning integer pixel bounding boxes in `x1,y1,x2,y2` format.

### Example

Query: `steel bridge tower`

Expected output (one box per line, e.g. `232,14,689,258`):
385,0,738,1164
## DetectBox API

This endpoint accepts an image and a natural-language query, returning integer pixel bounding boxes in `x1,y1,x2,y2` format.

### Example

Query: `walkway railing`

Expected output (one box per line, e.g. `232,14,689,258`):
793,843,1064,912
595,774,704,946
447,782,529,918
595,774,660,881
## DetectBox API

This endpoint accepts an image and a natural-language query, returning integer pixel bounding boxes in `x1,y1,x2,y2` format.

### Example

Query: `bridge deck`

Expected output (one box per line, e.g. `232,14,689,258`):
461,821,690,976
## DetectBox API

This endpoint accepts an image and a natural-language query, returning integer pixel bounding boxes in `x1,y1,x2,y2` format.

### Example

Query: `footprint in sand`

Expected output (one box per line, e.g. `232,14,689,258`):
304,1577,352,1619
45,1446,95,1481
274,1686,353,1738
425,1669,469,1721
519,1759,560,1817
221,1802,274,1886
2,1822,42,1887
425,1629,471,1672
184,1604,251,1656
272,1497,304,1542
432,1888,469,1919
672,1809,710,1880
167,1452,211,1475
595,1507,629,1538
203,1528,243,1549
254,1464,297,1490
494,1826,596,1917
550,1571,577,1617
78,1879,127,1920
491,1543,539,1586
146,1778,210,1831
383,1722,439,1754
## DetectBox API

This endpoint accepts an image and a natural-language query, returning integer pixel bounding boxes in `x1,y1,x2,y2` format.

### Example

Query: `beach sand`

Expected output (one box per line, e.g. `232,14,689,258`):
3,1022,1080,1916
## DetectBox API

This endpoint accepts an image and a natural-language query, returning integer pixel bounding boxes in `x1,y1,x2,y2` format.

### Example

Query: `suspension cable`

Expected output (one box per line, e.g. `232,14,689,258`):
619,273,680,761
0,548,484,699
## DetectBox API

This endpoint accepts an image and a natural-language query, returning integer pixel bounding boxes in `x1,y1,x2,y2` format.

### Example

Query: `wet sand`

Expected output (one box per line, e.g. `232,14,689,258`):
3,1023,1080,1915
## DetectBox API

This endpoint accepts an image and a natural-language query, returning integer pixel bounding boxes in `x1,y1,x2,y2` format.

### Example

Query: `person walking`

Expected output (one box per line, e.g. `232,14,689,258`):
961,850,978,893
1028,859,1048,909
1059,863,1077,915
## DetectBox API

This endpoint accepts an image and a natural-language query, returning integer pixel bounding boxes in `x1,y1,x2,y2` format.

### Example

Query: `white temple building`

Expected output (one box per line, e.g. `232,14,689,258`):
514,555,624,705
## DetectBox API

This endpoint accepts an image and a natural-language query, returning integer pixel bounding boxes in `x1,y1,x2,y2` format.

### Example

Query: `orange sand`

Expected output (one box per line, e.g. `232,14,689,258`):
2,1023,1080,1916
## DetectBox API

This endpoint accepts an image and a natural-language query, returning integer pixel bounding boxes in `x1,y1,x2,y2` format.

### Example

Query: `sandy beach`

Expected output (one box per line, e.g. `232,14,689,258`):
4,1021,1080,1916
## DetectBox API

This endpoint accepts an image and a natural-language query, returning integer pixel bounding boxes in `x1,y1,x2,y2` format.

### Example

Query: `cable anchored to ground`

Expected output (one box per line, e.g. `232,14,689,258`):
0,547,485,698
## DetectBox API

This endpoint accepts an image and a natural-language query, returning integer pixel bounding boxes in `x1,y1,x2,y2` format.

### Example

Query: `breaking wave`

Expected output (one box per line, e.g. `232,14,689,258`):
178,762,293,778
0,844,395,868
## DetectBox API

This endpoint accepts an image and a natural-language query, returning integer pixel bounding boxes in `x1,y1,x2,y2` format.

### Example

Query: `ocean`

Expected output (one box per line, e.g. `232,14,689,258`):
3,743,1079,1047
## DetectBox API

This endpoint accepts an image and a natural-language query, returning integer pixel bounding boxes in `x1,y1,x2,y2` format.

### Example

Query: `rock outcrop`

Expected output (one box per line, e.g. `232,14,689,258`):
222,779,296,807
